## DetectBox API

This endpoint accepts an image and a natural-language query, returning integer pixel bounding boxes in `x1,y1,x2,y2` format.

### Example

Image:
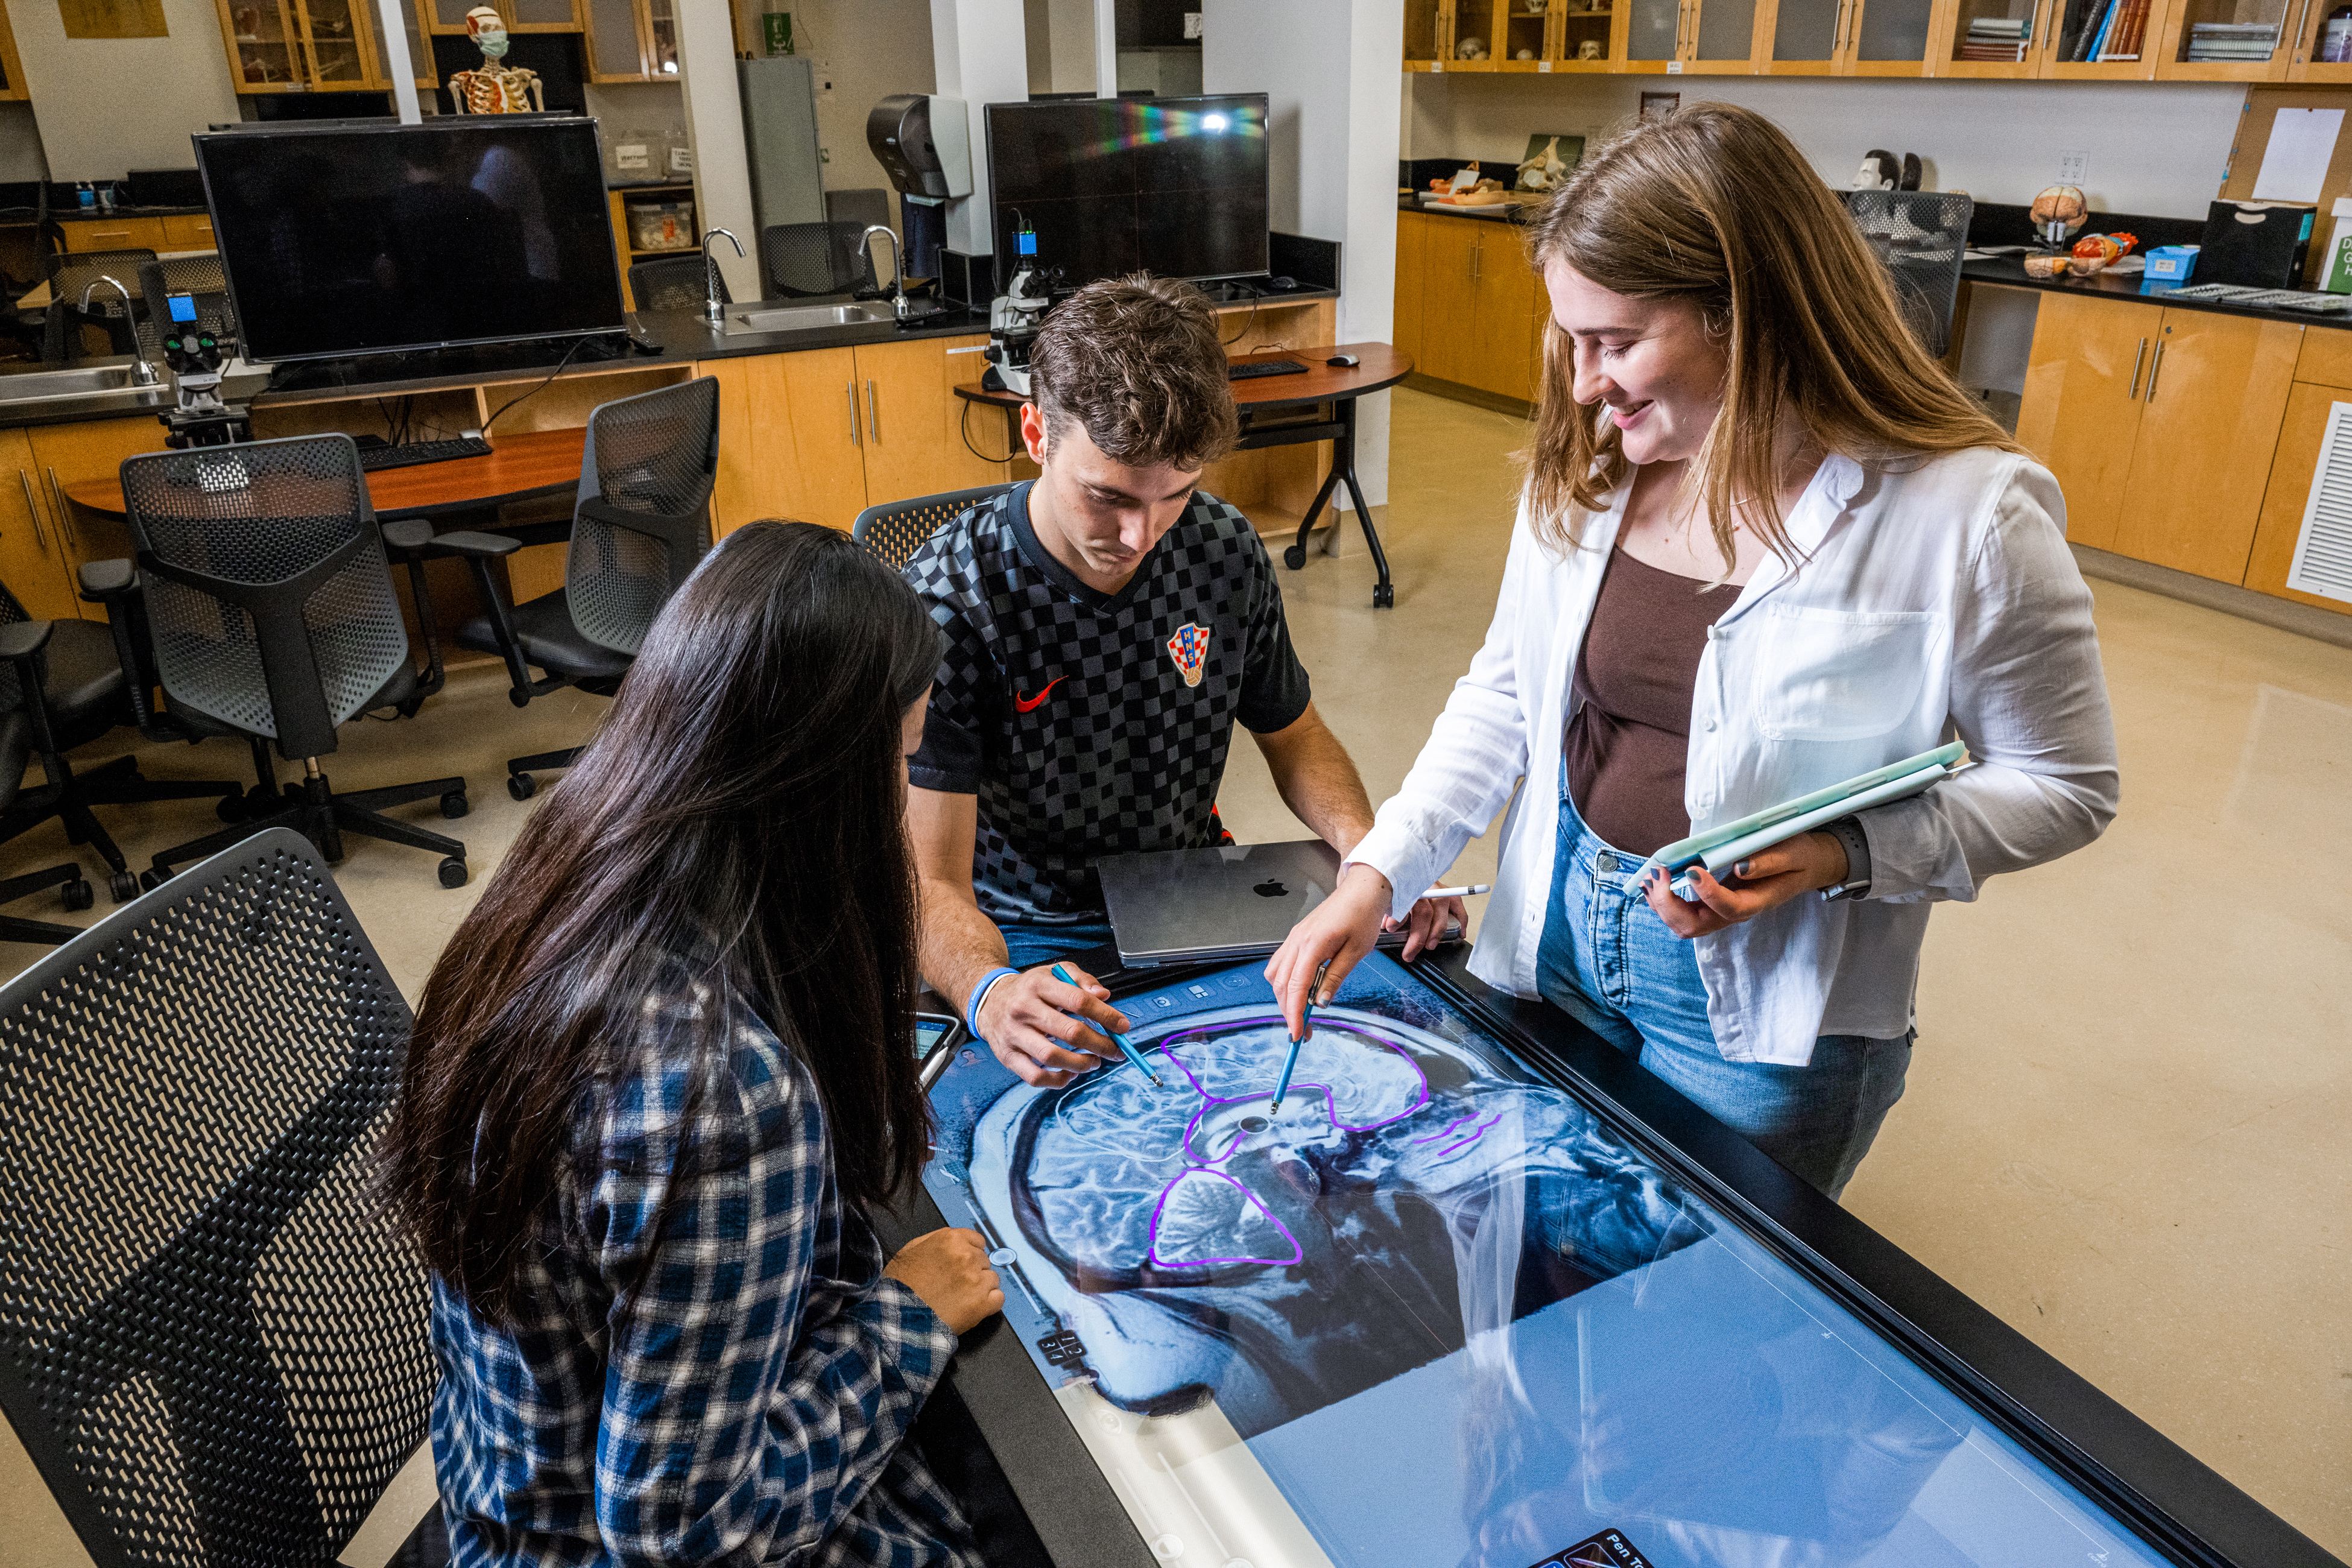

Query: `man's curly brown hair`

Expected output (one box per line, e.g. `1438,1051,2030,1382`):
1028,274,1239,473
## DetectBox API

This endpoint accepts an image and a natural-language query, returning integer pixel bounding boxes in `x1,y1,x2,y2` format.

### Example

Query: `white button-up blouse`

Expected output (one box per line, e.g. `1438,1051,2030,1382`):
1346,447,2120,1067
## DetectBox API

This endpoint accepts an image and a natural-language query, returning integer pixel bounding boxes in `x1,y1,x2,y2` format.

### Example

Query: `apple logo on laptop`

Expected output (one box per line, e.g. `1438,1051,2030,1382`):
1252,879,1289,898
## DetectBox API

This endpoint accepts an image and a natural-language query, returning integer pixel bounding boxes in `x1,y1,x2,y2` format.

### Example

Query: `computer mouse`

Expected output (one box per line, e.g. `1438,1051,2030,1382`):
1326,353,1359,368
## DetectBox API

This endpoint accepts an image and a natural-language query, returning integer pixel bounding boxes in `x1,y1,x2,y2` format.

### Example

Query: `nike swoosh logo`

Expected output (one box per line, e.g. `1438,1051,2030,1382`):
1013,676,1066,713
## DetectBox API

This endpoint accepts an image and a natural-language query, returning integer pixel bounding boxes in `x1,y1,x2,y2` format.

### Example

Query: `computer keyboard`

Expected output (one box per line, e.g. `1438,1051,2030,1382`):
1228,359,1309,381
355,436,495,473
2163,283,2352,315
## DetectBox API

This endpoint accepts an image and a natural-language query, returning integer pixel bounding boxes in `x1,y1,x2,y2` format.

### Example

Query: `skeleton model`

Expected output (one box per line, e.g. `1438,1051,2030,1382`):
447,6,543,115
1516,135,1575,194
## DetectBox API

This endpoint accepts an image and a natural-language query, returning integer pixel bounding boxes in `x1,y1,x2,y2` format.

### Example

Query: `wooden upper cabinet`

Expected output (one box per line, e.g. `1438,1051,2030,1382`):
2151,0,2297,76
1932,0,2172,76
1763,0,1939,73
2284,0,2352,77
584,0,677,79
0,2,27,101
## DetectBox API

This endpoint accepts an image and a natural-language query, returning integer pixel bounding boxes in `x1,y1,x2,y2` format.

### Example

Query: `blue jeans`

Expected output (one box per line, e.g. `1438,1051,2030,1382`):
1534,784,1912,1201
999,919,1116,972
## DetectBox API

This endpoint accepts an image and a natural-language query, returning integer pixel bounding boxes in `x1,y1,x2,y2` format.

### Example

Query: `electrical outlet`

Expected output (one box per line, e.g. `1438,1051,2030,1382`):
1183,10,1203,37
2057,150,2088,185
819,147,831,163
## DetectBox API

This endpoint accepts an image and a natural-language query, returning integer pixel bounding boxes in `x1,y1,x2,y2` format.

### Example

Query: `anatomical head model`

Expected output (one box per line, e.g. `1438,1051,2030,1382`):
448,5,544,115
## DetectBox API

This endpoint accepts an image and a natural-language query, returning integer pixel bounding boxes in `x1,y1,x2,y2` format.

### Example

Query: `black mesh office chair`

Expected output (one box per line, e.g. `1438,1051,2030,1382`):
0,826,437,1568
454,376,721,800
116,435,475,887
629,254,731,314
41,248,158,363
1841,189,1974,358
762,220,877,297
852,483,1014,573
0,707,87,941
136,254,237,362
0,567,241,903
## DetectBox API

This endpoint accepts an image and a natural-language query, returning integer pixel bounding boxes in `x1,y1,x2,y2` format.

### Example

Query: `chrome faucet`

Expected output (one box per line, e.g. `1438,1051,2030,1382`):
78,274,158,385
860,224,908,320
699,227,744,326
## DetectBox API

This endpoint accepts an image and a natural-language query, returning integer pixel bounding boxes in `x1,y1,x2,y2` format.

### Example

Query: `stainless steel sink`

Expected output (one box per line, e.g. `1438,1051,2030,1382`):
0,364,155,403
722,302,899,335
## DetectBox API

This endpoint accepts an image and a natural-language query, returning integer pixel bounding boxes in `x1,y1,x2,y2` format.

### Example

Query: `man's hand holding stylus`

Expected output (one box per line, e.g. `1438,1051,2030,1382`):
978,963,1128,1087
1264,865,1463,1042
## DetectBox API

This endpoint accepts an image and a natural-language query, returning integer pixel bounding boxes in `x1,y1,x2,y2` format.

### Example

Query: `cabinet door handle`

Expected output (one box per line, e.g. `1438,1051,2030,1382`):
1835,0,1850,52
1471,245,1482,280
866,379,880,443
2143,341,2166,404
2293,0,2313,58
847,382,861,446
45,467,74,548
2126,336,2148,398
18,470,45,551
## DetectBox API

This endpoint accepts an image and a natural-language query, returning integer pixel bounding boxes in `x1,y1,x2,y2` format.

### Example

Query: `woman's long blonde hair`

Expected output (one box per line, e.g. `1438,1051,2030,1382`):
1522,103,2022,564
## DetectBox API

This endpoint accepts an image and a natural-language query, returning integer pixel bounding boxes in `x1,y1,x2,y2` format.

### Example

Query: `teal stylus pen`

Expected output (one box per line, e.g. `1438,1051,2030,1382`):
1272,957,1332,1112
1051,963,1160,1085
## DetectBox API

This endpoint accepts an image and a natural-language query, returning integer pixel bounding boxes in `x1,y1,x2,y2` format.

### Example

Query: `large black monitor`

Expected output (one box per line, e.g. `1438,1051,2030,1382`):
194,119,626,364
986,93,1269,286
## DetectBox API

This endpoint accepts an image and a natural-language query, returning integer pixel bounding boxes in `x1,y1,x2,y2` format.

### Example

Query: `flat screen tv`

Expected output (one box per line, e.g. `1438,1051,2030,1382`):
194,119,626,364
985,94,1269,287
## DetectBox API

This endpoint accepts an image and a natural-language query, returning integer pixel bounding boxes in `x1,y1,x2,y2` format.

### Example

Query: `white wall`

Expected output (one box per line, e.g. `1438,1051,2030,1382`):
1204,0,1403,508
782,0,936,229
1403,73,2248,217
13,0,241,181
0,103,46,183
1043,0,1097,92
932,0,1028,253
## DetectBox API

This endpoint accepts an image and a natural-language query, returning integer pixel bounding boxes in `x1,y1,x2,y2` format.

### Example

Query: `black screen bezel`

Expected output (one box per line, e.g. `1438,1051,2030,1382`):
984,93,1271,288
192,118,628,365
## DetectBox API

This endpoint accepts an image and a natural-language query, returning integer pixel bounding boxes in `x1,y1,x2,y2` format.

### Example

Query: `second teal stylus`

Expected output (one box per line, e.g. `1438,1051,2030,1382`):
1051,963,1161,1086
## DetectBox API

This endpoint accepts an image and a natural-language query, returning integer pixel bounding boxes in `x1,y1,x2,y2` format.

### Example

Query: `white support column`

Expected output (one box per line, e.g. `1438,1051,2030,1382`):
1093,0,1116,95
1203,0,1405,514
933,0,1029,255
677,0,759,300
373,0,422,123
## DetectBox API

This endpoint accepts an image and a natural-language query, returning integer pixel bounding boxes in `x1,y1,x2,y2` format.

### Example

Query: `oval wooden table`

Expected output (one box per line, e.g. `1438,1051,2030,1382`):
957,342,1412,608
63,425,587,524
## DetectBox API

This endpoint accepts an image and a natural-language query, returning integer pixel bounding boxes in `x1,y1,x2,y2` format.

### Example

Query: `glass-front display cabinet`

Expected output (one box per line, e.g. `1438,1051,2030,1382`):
2150,0,2297,77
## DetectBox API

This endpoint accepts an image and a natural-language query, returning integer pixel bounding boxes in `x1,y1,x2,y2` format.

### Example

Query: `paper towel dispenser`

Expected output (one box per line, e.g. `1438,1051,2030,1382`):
868,94,971,201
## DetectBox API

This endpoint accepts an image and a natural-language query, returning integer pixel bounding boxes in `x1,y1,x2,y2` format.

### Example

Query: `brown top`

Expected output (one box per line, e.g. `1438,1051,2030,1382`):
1563,546,1739,857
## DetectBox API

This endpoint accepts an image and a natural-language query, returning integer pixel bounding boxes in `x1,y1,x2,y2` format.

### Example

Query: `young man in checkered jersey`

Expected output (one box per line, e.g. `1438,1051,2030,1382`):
903,276,1458,1088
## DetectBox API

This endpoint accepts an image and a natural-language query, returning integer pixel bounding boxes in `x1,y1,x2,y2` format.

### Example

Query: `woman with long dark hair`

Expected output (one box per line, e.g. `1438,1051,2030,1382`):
384,520,1003,1567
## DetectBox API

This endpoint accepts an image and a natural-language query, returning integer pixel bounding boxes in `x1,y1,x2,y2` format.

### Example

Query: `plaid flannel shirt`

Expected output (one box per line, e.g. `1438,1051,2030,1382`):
428,979,983,1568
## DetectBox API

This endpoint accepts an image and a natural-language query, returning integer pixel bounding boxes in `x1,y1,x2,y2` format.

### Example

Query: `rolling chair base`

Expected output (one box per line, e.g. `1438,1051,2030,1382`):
504,746,583,801
147,770,473,890
11,754,244,903
0,862,90,943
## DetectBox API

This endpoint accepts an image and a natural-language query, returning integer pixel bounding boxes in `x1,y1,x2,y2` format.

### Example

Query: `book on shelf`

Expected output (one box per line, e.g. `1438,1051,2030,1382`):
2069,0,2114,60
2097,0,2147,60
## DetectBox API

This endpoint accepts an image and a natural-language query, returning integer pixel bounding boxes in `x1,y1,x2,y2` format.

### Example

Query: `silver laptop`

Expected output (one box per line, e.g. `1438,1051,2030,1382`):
1098,840,1458,967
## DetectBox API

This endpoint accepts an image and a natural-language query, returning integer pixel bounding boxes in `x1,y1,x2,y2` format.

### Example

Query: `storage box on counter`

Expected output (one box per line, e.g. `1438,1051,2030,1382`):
2197,201,2316,288
2141,245,2198,294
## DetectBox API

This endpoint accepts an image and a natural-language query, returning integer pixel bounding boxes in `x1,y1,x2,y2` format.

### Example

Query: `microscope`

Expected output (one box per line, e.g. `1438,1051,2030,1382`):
985,226,1058,397
153,292,250,449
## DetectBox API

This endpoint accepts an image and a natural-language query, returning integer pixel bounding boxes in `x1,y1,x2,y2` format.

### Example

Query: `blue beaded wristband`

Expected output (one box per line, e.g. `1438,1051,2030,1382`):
965,966,1019,1040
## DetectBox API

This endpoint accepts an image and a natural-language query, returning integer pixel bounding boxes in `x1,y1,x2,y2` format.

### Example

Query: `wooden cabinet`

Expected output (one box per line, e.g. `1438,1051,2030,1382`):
2245,378,2352,614
609,185,698,309
1764,0,1939,72
1406,212,1543,403
0,2,28,103
31,419,171,593
703,336,1008,535
0,431,84,622
58,217,168,254
1932,0,2171,78
584,0,677,78
2019,289,2300,581
2149,0,2297,77
215,0,413,92
2017,291,2161,549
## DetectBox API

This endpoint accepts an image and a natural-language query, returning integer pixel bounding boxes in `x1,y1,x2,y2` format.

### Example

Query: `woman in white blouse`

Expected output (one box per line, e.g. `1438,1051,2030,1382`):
1271,105,2118,1198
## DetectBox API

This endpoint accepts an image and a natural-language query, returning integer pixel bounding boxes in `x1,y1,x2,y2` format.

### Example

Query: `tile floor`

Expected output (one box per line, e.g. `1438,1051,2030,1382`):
1,388,2346,1564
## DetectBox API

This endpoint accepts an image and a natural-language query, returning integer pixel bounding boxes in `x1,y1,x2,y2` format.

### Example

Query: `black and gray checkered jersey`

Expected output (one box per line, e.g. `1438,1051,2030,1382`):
905,481,1312,927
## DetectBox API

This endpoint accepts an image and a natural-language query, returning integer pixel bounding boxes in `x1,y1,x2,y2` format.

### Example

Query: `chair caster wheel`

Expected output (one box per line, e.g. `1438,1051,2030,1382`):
138,868,171,893
1283,544,1307,571
216,792,246,823
507,773,536,801
437,856,469,889
440,790,469,819
507,689,530,709
1372,583,1394,609
61,879,93,912
107,870,138,904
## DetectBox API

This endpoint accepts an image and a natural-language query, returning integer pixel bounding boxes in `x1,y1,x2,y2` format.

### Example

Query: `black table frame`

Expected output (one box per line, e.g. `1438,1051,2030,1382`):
880,943,2344,1568
1245,394,1395,608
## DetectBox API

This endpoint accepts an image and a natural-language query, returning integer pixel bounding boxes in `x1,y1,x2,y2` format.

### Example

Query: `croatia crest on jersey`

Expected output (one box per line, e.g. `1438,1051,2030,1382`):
1166,622,1211,688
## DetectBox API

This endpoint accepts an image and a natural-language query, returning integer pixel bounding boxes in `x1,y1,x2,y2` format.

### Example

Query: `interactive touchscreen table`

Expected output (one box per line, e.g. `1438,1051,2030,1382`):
900,950,2336,1568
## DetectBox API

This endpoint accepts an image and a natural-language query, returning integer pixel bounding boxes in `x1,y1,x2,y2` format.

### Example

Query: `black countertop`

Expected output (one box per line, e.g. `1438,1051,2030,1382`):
1960,256,2352,334
0,281,1342,430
